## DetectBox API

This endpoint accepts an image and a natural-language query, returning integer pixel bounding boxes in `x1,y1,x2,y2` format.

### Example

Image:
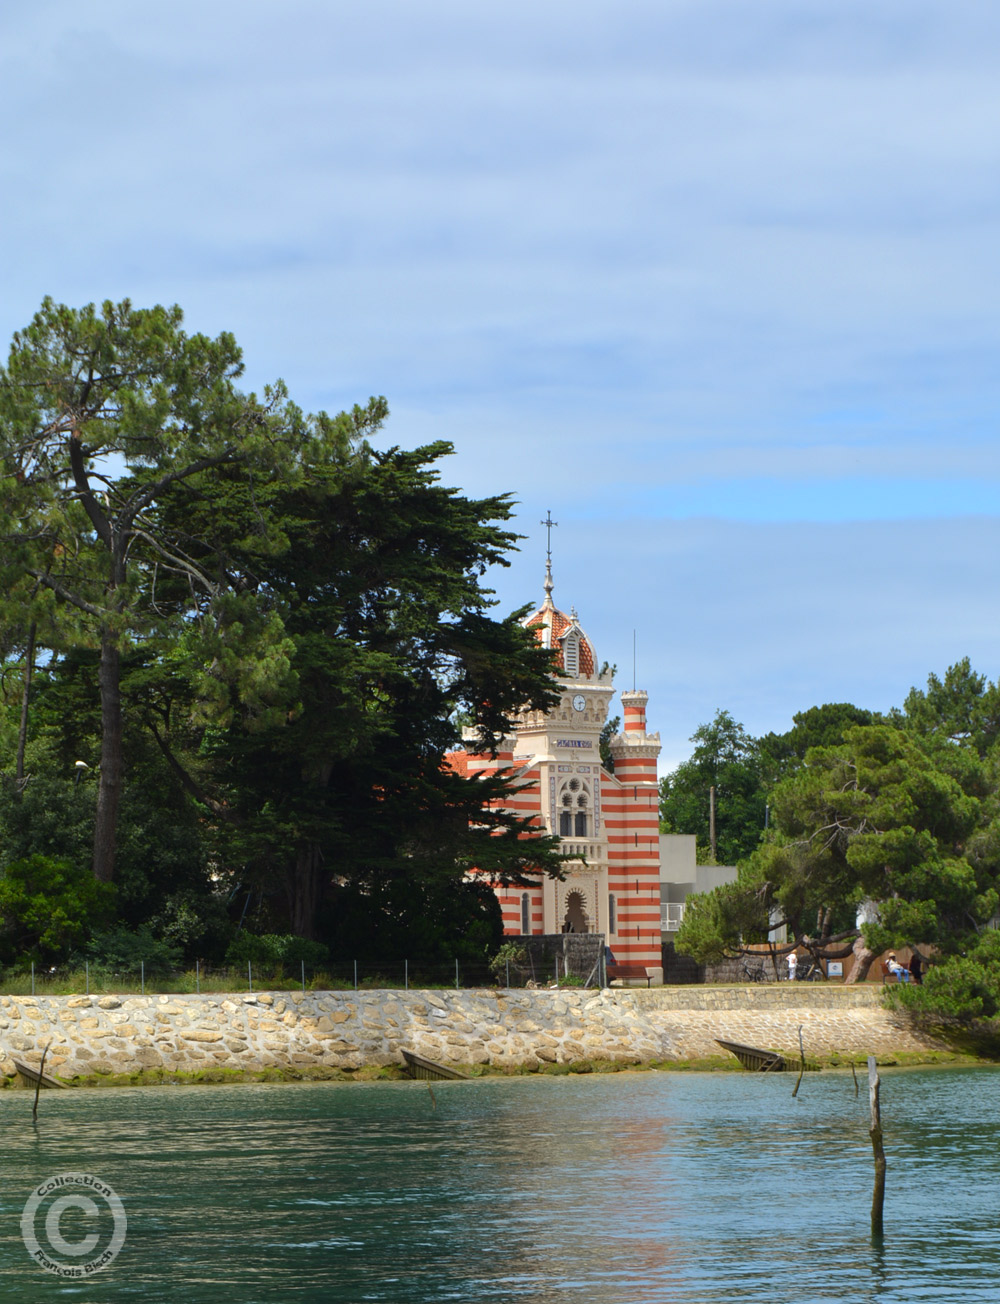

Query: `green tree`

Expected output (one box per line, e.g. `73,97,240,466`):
0,298,373,883
141,443,567,941
759,702,875,782
0,854,114,967
676,723,1000,981
895,658,1000,758
659,710,766,864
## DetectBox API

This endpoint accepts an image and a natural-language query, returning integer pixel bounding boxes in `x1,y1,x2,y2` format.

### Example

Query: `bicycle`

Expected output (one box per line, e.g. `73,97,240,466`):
796,957,825,981
741,958,768,983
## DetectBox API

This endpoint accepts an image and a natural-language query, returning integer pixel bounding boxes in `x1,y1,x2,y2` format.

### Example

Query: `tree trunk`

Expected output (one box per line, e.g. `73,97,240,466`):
287,842,326,939
93,629,122,883
845,934,876,984
15,621,36,786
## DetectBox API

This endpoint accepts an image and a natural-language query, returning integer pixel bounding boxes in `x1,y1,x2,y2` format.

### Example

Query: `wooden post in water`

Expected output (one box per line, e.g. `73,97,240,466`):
868,1055,886,1237
791,1025,806,1097
32,1041,52,1121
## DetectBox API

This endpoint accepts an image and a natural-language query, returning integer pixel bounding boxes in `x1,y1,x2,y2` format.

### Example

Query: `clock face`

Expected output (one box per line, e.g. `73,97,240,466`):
572,694,586,712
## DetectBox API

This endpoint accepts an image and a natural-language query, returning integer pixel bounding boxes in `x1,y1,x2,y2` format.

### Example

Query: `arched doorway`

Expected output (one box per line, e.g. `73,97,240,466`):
563,889,590,934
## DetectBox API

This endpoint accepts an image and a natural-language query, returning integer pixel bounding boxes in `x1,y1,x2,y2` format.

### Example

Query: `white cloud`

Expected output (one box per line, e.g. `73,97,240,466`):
1,0,999,772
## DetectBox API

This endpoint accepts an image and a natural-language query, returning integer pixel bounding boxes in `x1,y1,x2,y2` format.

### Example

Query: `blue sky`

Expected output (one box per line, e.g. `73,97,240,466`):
3,1,999,767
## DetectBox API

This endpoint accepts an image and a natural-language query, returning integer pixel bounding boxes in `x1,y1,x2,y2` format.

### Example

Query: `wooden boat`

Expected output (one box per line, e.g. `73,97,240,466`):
715,1038,786,1072
13,1059,68,1089
401,1050,470,1081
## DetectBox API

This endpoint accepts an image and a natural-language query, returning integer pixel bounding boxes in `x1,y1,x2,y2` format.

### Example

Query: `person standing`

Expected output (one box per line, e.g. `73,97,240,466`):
909,950,923,984
787,949,798,982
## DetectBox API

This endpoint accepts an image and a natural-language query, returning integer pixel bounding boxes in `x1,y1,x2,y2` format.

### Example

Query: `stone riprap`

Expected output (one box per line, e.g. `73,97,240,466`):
630,986,947,1061
0,985,949,1083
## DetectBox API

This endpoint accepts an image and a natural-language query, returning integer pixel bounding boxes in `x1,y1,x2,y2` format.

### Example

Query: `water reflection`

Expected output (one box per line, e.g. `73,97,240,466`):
0,1068,998,1301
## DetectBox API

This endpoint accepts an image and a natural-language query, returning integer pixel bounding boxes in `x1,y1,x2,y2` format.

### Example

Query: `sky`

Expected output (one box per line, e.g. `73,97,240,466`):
2,0,1000,768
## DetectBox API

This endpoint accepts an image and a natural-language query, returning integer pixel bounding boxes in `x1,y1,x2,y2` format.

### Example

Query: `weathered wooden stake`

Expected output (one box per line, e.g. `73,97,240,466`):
791,1024,806,1097
32,1041,52,1121
868,1055,886,1237
852,1060,859,1098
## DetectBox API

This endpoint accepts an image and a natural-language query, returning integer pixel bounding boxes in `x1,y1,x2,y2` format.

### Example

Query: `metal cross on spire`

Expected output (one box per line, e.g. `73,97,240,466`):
541,510,558,562
541,510,558,602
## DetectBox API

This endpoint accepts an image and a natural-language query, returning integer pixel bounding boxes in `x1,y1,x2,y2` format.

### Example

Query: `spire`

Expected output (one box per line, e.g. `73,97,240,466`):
541,510,558,610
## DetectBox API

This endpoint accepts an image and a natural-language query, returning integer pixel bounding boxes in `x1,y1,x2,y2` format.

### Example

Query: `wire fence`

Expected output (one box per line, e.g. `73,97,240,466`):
3,954,594,997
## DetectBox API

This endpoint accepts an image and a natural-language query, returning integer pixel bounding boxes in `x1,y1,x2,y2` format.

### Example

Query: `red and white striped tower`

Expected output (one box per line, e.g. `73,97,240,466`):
449,549,664,982
605,691,663,976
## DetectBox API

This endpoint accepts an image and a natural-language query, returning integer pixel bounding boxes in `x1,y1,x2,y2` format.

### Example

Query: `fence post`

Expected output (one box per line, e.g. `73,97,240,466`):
555,956,559,987
196,959,200,995
505,958,509,989
405,959,408,991
31,961,34,996
455,959,459,989
141,960,145,996
301,959,306,995
85,959,89,996
248,960,253,994
353,960,358,990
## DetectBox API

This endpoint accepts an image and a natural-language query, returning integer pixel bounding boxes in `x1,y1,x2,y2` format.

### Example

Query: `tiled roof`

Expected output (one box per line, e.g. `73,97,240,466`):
522,600,596,678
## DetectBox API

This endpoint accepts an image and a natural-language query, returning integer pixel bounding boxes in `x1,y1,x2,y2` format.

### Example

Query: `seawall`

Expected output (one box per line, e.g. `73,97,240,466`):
0,984,953,1083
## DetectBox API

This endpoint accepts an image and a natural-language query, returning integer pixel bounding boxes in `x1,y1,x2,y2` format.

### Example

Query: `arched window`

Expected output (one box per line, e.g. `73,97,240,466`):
558,778,590,839
521,893,530,934
559,792,572,836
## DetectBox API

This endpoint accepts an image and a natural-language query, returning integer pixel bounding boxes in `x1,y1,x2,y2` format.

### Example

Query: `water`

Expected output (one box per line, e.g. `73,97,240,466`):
0,1067,997,1303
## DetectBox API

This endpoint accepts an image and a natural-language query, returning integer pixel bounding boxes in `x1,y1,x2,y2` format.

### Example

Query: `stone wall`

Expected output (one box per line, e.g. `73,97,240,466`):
0,984,951,1083
512,933,605,983
631,985,945,1060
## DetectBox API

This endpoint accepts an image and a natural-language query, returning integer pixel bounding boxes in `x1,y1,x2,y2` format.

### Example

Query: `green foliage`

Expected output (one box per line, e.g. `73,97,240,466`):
0,298,565,965
225,933,330,968
181,444,565,939
489,940,528,983
759,702,876,781
674,874,773,963
659,709,766,864
599,715,620,772
0,296,384,883
323,876,504,969
894,931,1000,1025
677,708,1000,977
82,926,184,973
896,658,1000,758
0,855,114,966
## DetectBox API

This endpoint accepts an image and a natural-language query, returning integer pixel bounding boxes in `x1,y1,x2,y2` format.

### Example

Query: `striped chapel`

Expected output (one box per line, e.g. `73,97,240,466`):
451,556,664,983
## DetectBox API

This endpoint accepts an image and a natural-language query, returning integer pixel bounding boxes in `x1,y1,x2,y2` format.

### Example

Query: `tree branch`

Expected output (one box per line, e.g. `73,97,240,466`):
26,569,106,620
145,715,234,820
67,426,112,546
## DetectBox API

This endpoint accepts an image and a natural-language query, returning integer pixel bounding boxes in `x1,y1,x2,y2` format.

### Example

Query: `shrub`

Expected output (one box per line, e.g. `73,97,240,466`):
0,854,114,967
225,933,329,969
83,926,183,973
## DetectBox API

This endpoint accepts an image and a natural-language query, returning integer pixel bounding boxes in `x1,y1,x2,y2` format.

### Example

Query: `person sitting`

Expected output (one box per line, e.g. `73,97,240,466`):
886,952,910,983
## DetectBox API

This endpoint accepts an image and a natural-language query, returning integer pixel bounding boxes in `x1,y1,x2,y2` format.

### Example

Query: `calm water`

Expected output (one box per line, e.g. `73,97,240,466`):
0,1067,997,1303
